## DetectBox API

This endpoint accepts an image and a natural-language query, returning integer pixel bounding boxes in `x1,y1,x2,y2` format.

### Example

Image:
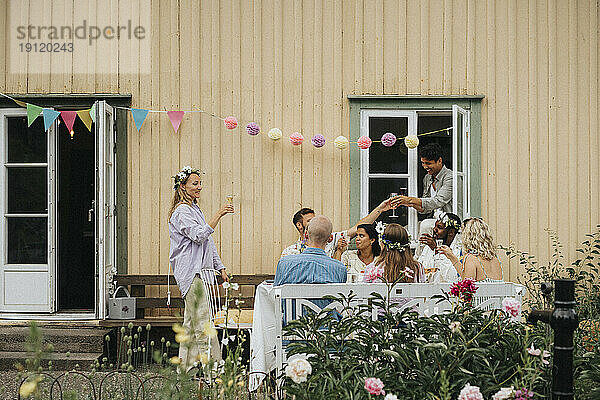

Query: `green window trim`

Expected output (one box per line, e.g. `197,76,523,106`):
348,95,483,225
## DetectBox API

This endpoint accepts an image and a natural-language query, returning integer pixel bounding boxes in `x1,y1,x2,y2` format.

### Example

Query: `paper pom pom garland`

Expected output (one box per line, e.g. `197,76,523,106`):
268,128,282,140
357,136,373,149
381,132,397,147
246,122,260,136
224,116,238,129
334,136,349,149
404,135,420,149
289,132,304,146
311,134,326,148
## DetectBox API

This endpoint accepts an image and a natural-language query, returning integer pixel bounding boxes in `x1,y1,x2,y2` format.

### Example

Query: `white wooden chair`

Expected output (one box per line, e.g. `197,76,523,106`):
199,268,253,331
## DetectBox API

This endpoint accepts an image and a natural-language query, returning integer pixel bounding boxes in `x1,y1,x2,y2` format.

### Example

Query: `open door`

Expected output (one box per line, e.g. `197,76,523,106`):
94,101,116,319
0,109,57,313
452,105,470,219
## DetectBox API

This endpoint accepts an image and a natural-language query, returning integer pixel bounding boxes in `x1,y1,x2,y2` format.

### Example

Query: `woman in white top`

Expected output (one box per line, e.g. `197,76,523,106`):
335,223,381,275
438,218,504,282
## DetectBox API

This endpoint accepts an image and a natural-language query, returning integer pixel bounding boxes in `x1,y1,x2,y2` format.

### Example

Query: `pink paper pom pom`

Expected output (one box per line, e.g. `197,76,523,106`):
381,132,397,147
246,122,260,136
224,116,238,130
357,135,372,149
290,132,304,146
311,134,326,148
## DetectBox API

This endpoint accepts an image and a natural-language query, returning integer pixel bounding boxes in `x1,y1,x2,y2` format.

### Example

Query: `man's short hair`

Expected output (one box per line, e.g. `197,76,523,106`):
420,143,444,162
293,207,315,227
307,215,333,245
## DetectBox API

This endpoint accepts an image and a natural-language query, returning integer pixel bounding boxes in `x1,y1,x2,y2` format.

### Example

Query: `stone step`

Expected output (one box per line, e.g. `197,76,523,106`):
0,327,110,353
0,351,102,371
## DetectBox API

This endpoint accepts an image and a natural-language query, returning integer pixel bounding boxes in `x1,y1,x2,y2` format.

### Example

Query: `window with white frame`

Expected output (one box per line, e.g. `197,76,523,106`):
359,106,471,241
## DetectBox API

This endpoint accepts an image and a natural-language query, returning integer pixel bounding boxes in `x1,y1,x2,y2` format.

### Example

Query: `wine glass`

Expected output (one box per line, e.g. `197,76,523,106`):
389,192,398,218
399,187,407,197
226,195,234,205
435,239,443,265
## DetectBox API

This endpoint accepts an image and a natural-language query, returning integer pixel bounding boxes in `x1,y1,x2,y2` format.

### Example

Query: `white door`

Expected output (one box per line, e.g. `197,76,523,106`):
0,109,56,313
94,101,116,319
452,105,470,219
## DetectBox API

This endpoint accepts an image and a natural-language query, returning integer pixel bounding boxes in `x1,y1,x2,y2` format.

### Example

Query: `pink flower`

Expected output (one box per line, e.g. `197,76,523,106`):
364,264,385,283
515,388,534,399
364,377,385,396
450,279,478,303
502,297,521,321
458,383,484,400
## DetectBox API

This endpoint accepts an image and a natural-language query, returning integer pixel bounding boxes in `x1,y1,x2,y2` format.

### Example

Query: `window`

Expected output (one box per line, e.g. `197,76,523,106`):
349,96,482,241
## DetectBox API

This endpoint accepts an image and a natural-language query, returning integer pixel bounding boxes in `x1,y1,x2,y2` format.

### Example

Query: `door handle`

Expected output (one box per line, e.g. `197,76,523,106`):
88,200,95,222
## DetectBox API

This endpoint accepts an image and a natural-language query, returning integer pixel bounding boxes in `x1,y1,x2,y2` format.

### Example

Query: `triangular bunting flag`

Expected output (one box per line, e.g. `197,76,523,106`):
61,111,77,133
77,109,93,131
167,111,185,133
14,99,27,107
27,104,43,127
89,103,96,124
131,108,149,131
42,109,61,131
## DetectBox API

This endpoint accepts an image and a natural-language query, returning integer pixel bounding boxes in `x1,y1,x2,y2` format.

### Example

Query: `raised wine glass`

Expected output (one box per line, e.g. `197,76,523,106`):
389,192,398,218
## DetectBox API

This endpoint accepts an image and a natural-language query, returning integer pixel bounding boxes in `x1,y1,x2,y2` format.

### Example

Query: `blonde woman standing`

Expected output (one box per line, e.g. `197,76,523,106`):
438,218,504,282
168,166,233,371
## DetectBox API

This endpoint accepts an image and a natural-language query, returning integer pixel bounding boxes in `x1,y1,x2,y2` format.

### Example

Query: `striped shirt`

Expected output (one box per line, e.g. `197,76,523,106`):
168,203,225,297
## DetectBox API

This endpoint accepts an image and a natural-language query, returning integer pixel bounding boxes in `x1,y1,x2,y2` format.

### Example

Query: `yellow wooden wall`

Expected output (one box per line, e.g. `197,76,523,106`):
0,0,598,282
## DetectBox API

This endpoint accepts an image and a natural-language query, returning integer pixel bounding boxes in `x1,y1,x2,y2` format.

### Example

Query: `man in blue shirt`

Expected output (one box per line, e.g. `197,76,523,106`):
274,215,347,285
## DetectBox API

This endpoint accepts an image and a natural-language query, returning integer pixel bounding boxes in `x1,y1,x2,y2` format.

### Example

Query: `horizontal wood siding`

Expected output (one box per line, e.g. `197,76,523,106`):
1,0,598,281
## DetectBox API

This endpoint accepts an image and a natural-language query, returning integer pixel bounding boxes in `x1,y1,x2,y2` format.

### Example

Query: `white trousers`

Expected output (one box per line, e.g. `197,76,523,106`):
179,277,222,372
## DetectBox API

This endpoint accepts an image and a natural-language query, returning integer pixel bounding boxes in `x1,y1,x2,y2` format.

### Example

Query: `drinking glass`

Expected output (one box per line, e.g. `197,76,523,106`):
399,187,407,197
226,195,234,205
435,239,443,265
389,192,398,218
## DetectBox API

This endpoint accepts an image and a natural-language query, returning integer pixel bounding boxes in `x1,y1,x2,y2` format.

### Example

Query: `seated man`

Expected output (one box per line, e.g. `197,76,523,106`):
417,212,462,283
275,215,347,285
275,215,347,319
280,199,398,259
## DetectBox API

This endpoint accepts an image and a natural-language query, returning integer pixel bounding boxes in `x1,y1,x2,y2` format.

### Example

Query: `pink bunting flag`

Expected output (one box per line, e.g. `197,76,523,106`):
61,111,77,133
167,111,185,133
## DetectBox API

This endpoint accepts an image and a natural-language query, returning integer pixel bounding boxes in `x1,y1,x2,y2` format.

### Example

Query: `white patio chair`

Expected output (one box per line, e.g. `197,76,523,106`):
199,268,253,331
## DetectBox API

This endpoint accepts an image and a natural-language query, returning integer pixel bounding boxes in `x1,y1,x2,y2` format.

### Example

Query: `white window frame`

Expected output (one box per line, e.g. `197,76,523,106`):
0,108,57,314
360,109,418,240
452,105,471,219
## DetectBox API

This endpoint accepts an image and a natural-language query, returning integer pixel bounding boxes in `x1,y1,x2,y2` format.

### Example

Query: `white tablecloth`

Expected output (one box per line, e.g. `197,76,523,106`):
249,282,278,392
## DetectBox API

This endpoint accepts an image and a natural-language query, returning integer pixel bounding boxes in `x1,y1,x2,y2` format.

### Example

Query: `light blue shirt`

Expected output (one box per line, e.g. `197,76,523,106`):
168,203,225,297
274,247,347,285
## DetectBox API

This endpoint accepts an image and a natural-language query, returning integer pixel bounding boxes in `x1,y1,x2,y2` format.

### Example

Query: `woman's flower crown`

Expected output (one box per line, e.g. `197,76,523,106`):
172,166,203,190
438,213,461,231
380,234,411,251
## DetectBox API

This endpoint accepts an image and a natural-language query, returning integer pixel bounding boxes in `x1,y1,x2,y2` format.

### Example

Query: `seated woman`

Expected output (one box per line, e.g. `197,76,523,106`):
438,218,504,282
336,223,381,275
363,223,425,283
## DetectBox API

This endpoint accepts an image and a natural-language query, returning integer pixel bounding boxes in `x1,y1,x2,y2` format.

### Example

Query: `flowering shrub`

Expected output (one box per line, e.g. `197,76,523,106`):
281,290,552,400
450,278,478,303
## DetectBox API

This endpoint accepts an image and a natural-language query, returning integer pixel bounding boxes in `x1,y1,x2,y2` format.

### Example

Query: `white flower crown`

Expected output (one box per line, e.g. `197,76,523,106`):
172,165,203,190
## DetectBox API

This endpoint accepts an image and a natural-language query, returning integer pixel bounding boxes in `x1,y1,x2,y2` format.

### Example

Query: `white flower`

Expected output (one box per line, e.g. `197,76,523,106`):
448,321,461,333
375,221,386,234
177,172,186,180
222,337,229,346
492,386,515,400
222,282,231,289
527,344,541,357
182,165,192,173
384,394,399,400
231,283,239,291
285,357,312,384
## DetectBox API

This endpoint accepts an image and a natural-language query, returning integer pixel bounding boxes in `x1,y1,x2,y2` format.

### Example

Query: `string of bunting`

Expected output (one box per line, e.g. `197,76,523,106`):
1,92,451,149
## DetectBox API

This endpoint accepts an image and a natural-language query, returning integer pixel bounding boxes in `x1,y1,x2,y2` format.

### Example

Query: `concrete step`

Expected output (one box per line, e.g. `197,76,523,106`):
0,327,110,353
0,351,102,371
